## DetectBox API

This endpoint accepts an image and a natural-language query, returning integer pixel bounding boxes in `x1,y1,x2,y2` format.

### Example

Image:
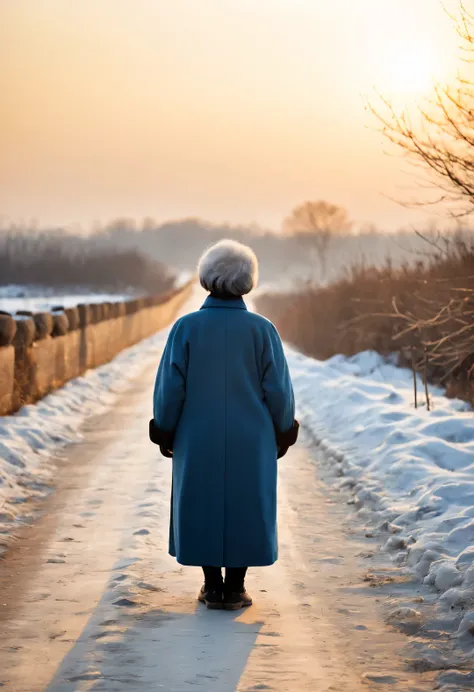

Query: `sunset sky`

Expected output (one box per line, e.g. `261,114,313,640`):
0,1,462,231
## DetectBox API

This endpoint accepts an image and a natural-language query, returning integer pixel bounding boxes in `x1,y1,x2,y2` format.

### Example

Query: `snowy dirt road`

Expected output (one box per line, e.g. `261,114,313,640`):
0,360,438,691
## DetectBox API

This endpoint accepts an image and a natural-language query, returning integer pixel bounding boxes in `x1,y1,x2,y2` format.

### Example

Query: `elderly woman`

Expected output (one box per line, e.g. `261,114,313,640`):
150,240,298,610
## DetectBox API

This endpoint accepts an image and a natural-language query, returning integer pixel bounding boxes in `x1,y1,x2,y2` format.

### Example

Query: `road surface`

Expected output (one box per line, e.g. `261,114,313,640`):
0,305,436,691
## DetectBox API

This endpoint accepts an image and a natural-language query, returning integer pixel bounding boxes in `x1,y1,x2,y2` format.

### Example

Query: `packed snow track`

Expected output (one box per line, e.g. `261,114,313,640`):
0,290,462,691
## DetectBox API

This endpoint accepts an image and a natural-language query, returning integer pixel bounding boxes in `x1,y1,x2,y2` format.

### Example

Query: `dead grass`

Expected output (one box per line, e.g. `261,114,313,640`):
255,239,474,406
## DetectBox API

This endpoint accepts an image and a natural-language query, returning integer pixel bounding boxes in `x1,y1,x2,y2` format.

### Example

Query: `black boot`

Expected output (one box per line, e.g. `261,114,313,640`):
223,567,252,610
199,566,223,609
223,588,253,610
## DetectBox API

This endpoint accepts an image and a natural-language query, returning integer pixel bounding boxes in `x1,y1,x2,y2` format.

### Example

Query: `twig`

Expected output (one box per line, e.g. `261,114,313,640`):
424,347,431,411
411,347,418,409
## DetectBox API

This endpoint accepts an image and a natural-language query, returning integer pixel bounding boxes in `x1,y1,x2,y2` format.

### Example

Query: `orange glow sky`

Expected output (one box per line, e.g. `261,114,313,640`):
0,1,461,231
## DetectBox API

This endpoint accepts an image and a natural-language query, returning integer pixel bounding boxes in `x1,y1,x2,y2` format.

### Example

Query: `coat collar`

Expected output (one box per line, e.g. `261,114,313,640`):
200,295,248,310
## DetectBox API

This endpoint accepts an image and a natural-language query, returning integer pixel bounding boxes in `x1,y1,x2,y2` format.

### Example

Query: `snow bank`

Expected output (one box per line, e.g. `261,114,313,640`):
0,324,170,549
0,285,202,553
287,347,474,612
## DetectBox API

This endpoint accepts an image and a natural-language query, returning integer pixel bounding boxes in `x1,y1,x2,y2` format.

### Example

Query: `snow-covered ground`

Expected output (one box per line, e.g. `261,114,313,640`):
0,273,191,313
0,285,128,314
3,296,474,602
0,320,172,550
0,287,202,552
2,288,474,674
287,347,474,638
0,364,425,692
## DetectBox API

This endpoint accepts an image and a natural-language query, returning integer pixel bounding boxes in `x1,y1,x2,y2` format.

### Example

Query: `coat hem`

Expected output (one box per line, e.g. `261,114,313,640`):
169,552,277,568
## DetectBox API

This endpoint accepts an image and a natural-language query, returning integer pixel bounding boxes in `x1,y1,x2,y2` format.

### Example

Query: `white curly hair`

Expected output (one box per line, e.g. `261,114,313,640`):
198,240,259,297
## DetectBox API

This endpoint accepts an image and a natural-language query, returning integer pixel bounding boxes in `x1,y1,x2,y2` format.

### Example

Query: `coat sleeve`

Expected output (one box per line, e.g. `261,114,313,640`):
261,323,297,442
152,319,187,444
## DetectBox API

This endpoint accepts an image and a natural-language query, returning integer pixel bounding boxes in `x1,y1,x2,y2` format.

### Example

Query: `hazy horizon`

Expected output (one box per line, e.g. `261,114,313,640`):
1,1,462,232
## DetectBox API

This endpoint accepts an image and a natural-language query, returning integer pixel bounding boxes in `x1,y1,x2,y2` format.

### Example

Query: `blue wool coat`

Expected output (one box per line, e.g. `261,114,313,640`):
152,295,295,567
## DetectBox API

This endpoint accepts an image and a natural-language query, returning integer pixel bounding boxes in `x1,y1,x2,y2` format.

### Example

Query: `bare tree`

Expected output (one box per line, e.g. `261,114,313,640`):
366,2,474,386
371,3,474,218
283,200,353,279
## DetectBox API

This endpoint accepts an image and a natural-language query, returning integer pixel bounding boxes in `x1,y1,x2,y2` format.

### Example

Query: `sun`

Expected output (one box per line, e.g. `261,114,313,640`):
378,39,442,98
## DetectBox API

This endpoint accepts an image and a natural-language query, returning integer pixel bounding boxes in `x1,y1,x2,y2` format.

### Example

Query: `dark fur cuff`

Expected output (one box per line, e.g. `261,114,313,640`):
149,419,174,452
275,419,299,449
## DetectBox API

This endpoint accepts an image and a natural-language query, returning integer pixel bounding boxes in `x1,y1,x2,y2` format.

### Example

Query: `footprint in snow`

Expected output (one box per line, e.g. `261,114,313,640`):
90,631,111,640
68,672,103,682
112,598,138,607
133,528,150,536
136,581,163,592
362,672,398,684
109,573,129,587
313,556,344,564
112,557,140,570
29,592,51,602
49,630,66,640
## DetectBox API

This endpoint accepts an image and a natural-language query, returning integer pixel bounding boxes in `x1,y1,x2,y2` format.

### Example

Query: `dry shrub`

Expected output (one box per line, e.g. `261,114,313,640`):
256,239,474,405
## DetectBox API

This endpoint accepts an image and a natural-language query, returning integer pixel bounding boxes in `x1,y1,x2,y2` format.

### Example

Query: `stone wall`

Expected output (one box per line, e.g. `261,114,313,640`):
0,346,14,415
0,281,193,415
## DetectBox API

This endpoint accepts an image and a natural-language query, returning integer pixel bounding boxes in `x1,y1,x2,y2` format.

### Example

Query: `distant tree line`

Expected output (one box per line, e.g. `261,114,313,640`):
62,216,474,286
1,214,473,292
0,227,174,295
